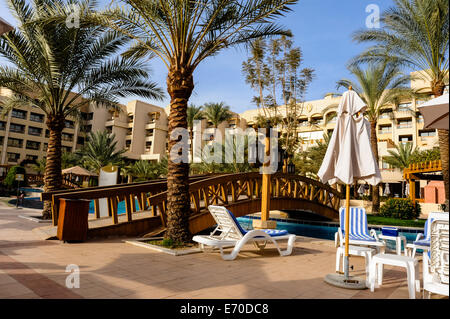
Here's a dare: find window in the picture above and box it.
[81,125,92,133]
[417,114,424,123]
[128,115,134,123]
[0,121,6,130]
[7,152,20,162]
[9,123,25,133]
[127,128,133,135]
[125,140,131,149]
[62,133,73,142]
[419,130,436,137]
[30,112,44,123]
[25,155,38,162]
[43,143,48,151]
[63,146,72,153]
[0,136,4,145]
[28,126,42,136]
[77,136,85,145]
[81,112,93,121]
[26,140,40,150]
[7,138,23,148]
[382,161,391,169]
[399,135,413,143]
[11,109,27,119]
[398,102,412,111]
[65,120,75,129]
[145,141,152,152]
[378,125,392,134]
[146,129,154,137]
[45,129,50,138]
[397,119,412,129]
[379,110,393,119]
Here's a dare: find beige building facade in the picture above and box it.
[0,70,447,189]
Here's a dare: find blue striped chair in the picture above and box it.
[335,207,385,252]
[406,212,444,258]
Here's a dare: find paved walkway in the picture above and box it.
[0,203,443,299]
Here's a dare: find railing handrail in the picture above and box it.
[41,174,214,201]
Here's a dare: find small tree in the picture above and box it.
[3,166,27,190]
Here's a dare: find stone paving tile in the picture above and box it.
[1,204,447,299]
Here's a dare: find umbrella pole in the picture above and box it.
[344,184,351,279]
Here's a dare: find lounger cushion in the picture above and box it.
[259,229,288,237]
[227,208,288,237]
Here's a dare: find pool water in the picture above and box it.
[237,216,421,252]
[88,199,141,215]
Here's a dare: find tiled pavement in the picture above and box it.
[0,204,444,299]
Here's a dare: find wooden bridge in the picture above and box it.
[41,173,343,239]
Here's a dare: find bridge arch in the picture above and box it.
[149,172,344,234]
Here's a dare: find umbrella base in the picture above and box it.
[324,273,367,290]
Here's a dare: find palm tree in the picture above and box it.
[203,102,233,128]
[187,105,204,162]
[129,159,167,182]
[78,131,126,173]
[384,142,420,169]
[0,0,163,219]
[337,61,413,212]
[352,0,449,207]
[91,0,297,243]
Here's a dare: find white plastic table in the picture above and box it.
[379,234,407,256]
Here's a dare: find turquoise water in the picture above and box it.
[88,199,141,215]
[19,187,43,193]
[237,216,420,252]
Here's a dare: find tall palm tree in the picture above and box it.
[352,0,449,207]
[0,0,163,218]
[78,131,126,173]
[337,61,412,212]
[203,102,233,128]
[187,105,204,162]
[91,0,297,243]
[384,142,420,169]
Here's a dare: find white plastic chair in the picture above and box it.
[422,217,449,298]
[406,212,447,258]
[192,205,297,261]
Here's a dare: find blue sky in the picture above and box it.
[0,0,404,113]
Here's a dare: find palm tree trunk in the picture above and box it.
[165,65,194,243]
[432,83,449,209]
[370,120,380,212]
[42,115,65,219]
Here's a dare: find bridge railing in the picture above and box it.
[41,175,211,226]
[42,172,343,233]
[145,172,344,228]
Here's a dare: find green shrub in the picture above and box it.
[2,166,27,189]
[379,198,421,220]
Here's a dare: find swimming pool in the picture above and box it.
[237,216,421,252]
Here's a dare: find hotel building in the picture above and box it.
[0,70,447,201]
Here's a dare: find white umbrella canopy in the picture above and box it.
[318,89,381,186]
[319,89,381,288]
[418,93,449,130]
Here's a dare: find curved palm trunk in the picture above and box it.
[370,120,380,212]
[42,116,65,219]
[165,66,194,243]
[432,83,449,209]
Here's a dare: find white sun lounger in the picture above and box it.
[192,205,297,261]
